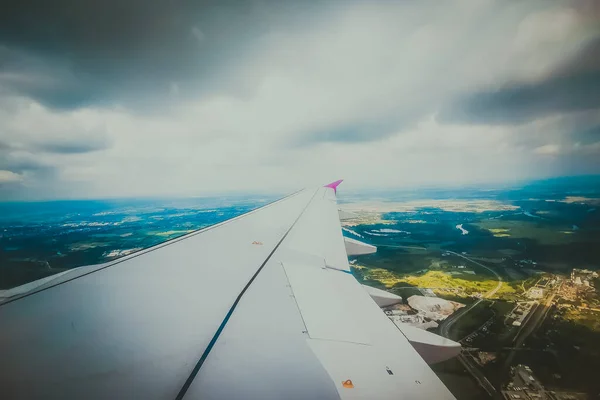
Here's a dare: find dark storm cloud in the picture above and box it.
[0,0,323,110]
[439,37,600,125]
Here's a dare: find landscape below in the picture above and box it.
[1,176,599,399]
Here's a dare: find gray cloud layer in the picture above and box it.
[439,38,600,125]
[0,0,599,199]
[0,0,324,110]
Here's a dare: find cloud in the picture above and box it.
[0,0,585,116]
[0,0,327,110]
[534,144,561,155]
[439,35,600,125]
[1,98,112,154]
[570,123,600,148]
[0,0,599,199]
[0,96,113,199]
[1,152,49,173]
[0,170,22,183]
[33,135,110,154]
[440,71,600,125]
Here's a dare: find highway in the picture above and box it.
[436,253,561,398]
[437,251,503,398]
[457,352,497,398]
[439,251,503,339]
[503,281,561,370]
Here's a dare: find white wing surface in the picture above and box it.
[0,183,457,399]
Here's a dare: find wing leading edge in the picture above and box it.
[0,182,457,399]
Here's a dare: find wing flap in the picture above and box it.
[185,260,340,400]
[307,339,453,399]
[282,261,371,345]
[361,284,403,307]
[395,324,462,365]
[344,237,377,256]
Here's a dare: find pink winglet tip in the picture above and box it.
[324,179,344,193]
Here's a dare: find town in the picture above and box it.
[366,260,599,400]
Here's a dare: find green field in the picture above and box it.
[352,248,520,300]
[474,219,579,246]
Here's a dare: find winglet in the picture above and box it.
[324,179,343,193]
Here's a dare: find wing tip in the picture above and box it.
[324,179,344,193]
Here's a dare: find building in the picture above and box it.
[528,287,544,299]
[502,365,587,400]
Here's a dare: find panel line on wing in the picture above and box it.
[280,261,310,335]
[175,188,320,400]
[308,337,372,347]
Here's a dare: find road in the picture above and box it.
[437,252,503,398]
[439,251,503,339]
[457,352,497,398]
[449,251,504,298]
[503,282,560,369]
[458,314,495,343]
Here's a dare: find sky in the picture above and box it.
[0,0,599,200]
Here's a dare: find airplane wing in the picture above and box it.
[0,182,458,399]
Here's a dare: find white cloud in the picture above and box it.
[512,6,585,80]
[0,170,22,183]
[2,99,110,154]
[534,144,561,155]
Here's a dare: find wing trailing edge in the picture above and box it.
[344,236,377,256]
[338,209,356,221]
[396,324,462,364]
[361,284,403,307]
